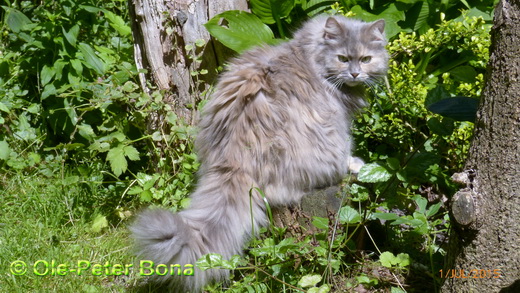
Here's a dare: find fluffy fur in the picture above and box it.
[131,15,388,292]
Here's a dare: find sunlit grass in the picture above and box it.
[0,172,137,292]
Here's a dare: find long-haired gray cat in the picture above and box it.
[131,14,388,292]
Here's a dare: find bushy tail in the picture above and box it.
[130,172,266,292]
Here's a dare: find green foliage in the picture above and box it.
[0,0,199,210]
[1,0,493,292]
[202,1,492,292]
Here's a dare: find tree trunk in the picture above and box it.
[442,0,520,292]
[128,0,248,124]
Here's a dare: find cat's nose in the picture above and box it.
[351,72,359,78]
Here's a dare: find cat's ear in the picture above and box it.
[368,19,386,43]
[324,17,342,40]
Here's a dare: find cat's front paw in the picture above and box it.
[348,156,365,174]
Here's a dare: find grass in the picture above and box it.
[0,170,137,292]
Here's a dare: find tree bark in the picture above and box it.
[442,0,520,292]
[128,0,248,124]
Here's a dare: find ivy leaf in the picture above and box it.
[205,10,275,53]
[357,163,392,183]
[106,144,127,176]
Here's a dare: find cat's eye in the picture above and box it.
[361,56,372,63]
[338,55,349,63]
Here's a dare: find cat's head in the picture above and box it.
[299,16,389,88]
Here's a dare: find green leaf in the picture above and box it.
[426,202,442,218]
[406,0,430,33]
[427,96,479,122]
[41,84,57,100]
[123,145,140,161]
[427,116,454,136]
[308,284,331,293]
[312,216,329,229]
[106,144,127,176]
[77,124,95,141]
[250,0,295,24]
[27,103,41,114]
[372,212,400,221]
[104,11,131,36]
[357,162,392,183]
[91,214,108,233]
[70,59,83,75]
[63,25,80,47]
[413,195,427,213]
[424,86,451,108]
[298,274,322,288]
[380,251,397,267]
[349,183,370,202]
[381,251,410,268]
[302,0,333,16]
[2,6,33,33]
[40,65,55,87]
[205,10,275,53]
[0,102,10,113]
[196,253,225,270]
[0,140,11,160]
[405,152,440,175]
[449,66,477,83]
[351,4,405,38]
[139,190,153,202]
[78,42,106,75]
[339,206,361,224]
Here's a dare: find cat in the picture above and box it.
[131,14,388,292]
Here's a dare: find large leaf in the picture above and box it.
[250,0,295,24]
[427,116,454,136]
[424,85,451,107]
[302,0,334,16]
[62,25,80,47]
[351,4,405,38]
[358,162,392,183]
[205,10,275,53]
[449,66,477,83]
[2,6,32,33]
[106,144,128,176]
[411,1,430,33]
[78,42,106,75]
[427,96,479,122]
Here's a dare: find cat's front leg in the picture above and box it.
[347,156,365,174]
